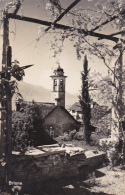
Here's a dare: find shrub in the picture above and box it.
[73,131,85,140]
[69,129,77,140]
[12,103,57,151]
[99,138,124,166]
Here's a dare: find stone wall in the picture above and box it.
[8,145,105,194]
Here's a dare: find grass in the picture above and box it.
[40,165,125,195]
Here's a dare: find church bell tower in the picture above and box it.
[50,65,67,107]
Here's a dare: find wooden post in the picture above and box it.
[0,13,11,192]
[0,14,9,156]
[5,46,12,188]
[0,2,22,191]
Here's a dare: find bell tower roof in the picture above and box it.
[53,65,64,76]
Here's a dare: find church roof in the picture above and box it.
[57,65,63,71]
[37,103,56,119]
[69,101,111,122]
[20,101,56,119]
[43,105,81,124]
[69,101,98,112]
[69,102,82,112]
[50,65,67,78]
[18,101,80,124]
[52,65,66,77]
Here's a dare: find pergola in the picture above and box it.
[0,0,124,192]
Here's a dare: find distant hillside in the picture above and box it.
[12,81,78,109]
[17,82,51,102]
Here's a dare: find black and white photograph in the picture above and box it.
[0,0,125,194]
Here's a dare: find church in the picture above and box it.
[16,65,80,137]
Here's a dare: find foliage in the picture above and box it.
[12,102,57,151]
[0,59,25,103]
[11,60,25,81]
[99,138,120,166]
[57,130,85,142]
[3,0,23,14]
[79,55,91,144]
[1,0,125,73]
[89,72,113,107]
[42,1,125,149]
[40,0,125,70]
[43,1,125,146]
[46,0,62,19]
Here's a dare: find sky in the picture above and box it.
[0,0,123,94]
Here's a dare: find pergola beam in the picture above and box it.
[45,0,81,31]
[8,13,121,43]
[13,0,22,15]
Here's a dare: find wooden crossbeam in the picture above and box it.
[45,0,81,32]
[109,31,125,37]
[13,0,22,15]
[8,13,121,42]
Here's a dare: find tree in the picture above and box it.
[12,102,57,152]
[44,0,125,152]
[79,55,91,144]
[89,72,113,107]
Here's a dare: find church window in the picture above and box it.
[60,79,63,91]
[53,79,57,91]
[54,79,57,85]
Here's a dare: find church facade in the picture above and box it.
[43,105,80,137]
